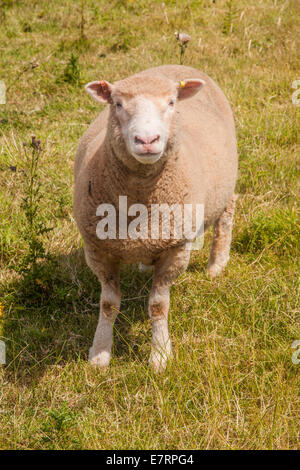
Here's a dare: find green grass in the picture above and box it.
[0,0,299,450]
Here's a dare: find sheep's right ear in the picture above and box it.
[85,80,113,104]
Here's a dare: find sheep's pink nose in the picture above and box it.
[134,135,160,146]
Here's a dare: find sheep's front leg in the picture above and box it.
[86,255,121,368]
[148,285,171,373]
[148,246,190,373]
[207,194,237,278]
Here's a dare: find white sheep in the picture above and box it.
[74,65,238,372]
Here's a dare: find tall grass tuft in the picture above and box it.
[234,208,299,257]
[62,53,81,86]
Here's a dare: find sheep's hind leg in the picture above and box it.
[149,245,190,373]
[207,194,237,278]
[85,252,121,368]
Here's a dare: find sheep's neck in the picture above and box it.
[103,137,188,206]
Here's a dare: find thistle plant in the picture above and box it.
[222,0,238,35]
[18,136,53,277]
[174,32,191,65]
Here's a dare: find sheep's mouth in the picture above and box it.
[136,152,161,157]
[133,151,163,165]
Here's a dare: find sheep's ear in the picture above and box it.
[177,79,205,100]
[85,80,113,103]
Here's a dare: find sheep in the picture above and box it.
[74,65,238,372]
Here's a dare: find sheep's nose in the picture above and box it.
[134,135,160,146]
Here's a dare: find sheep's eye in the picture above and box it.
[169,99,175,107]
[116,102,122,108]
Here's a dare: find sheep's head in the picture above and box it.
[85,74,205,165]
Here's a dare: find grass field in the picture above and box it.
[0,0,299,450]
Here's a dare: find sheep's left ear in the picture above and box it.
[85,80,113,104]
[177,79,206,100]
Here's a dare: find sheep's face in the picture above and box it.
[111,93,176,164]
[85,75,205,165]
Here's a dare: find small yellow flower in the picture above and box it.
[179,81,186,88]
[41,327,46,333]
[0,303,3,317]
[36,279,43,285]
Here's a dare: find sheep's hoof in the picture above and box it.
[89,348,111,368]
[206,263,224,278]
[149,349,172,373]
[206,257,229,278]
